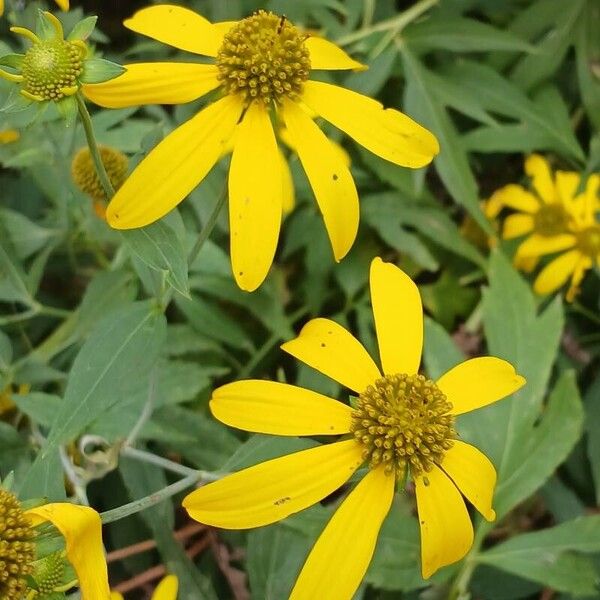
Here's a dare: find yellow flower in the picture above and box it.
[493,154,600,300]
[111,574,178,600]
[0,488,110,599]
[83,5,439,291]
[27,503,110,599]
[182,257,525,597]
[0,0,68,16]
[0,129,19,144]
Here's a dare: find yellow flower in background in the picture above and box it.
[492,154,600,300]
[83,5,439,291]
[183,257,525,598]
[0,488,110,599]
[0,129,19,143]
[111,574,178,600]
[0,0,68,16]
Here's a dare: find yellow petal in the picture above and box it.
[525,154,555,203]
[415,465,474,579]
[280,149,295,214]
[302,80,439,168]
[54,0,69,9]
[83,63,220,108]
[370,257,422,376]
[440,440,496,522]
[502,214,534,239]
[210,380,352,436]
[229,102,282,291]
[124,5,223,56]
[282,98,358,261]
[27,504,110,600]
[1,0,5,16]
[110,594,123,600]
[281,318,381,394]
[493,184,540,213]
[305,36,366,70]
[183,439,364,529]
[436,357,526,415]
[555,171,580,205]
[565,256,593,302]
[513,252,539,273]
[153,575,178,600]
[290,467,395,600]
[534,249,581,295]
[106,95,243,230]
[516,233,576,257]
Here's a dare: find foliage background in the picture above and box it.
[1,0,600,598]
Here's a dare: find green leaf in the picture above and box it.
[575,3,600,130]
[479,515,600,596]
[444,61,584,163]
[509,0,585,92]
[584,375,600,504]
[67,16,98,41]
[455,251,565,519]
[122,221,190,298]
[422,317,465,381]
[0,209,56,260]
[494,371,584,518]
[0,54,24,69]
[401,49,491,233]
[405,17,534,53]
[12,393,62,428]
[43,301,166,451]
[80,58,126,84]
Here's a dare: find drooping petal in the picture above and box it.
[302,80,439,168]
[370,257,422,376]
[305,36,366,70]
[502,214,534,239]
[440,441,496,522]
[516,233,576,257]
[152,575,178,600]
[282,98,358,261]
[493,184,540,213]
[565,256,593,302]
[183,439,364,529]
[534,249,581,295]
[124,5,224,56]
[106,95,243,230]
[289,467,395,600]
[281,318,381,394]
[229,102,282,291]
[415,465,474,579]
[280,149,295,214]
[525,154,555,203]
[83,63,220,108]
[27,504,110,600]
[436,357,525,416]
[210,380,352,436]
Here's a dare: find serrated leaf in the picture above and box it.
[122,221,190,298]
[494,370,583,518]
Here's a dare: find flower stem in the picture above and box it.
[99,471,204,524]
[75,92,115,200]
[336,0,438,46]
[187,182,228,267]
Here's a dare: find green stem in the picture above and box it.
[187,182,228,267]
[100,471,204,524]
[121,446,200,478]
[336,0,438,46]
[447,522,489,599]
[75,92,115,200]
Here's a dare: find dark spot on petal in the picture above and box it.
[332,173,338,181]
[274,496,291,506]
[320,342,326,348]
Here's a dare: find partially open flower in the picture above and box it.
[0,11,123,124]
